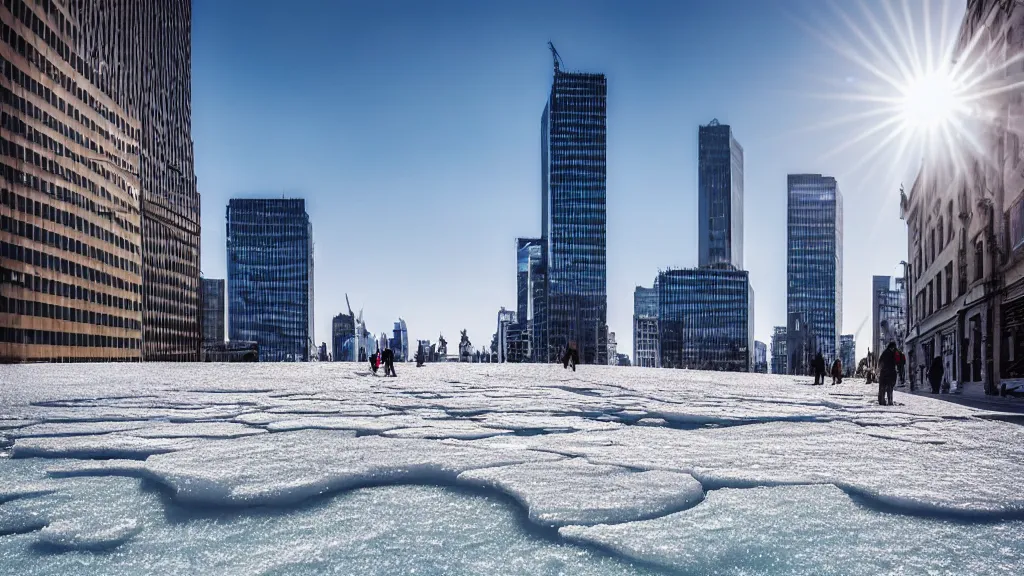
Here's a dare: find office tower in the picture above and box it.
[840,334,855,377]
[0,3,145,362]
[754,341,768,373]
[66,0,201,361]
[392,318,408,362]
[787,311,816,375]
[496,307,517,363]
[633,285,660,368]
[658,268,754,371]
[516,238,544,361]
[201,279,225,343]
[332,312,356,362]
[226,199,313,362]
[787,174,843,366]
[698,120,744,269]
[607,331,617,365]
[771,326,788,374]
[541,46,607,364]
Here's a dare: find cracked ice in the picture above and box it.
[1,362,1023,575]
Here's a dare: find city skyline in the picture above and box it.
[192,0,962,359]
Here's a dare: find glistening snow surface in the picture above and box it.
[1,362,1023,575]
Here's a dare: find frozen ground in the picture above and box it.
[1,363,1023,575]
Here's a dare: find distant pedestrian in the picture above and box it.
[831,359,843,385]
[813,351,826,385]
[383,348,397,377]
[562,340,579,372]
[415,346,425,367]
[928,357,944,394]
[877,341,898,406]
[895,348,907,388]
[370,351,379,376]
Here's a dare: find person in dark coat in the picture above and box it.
[813,352,826,385]
[562,340,579,372]
[370,351,379,375]
[831,359,843,385]
[382,347,397,377]
[928,357,944,394]
[877,341,898,406]
[895,348,907,387]
[415,346,425,367]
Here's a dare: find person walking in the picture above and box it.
[562,340,579,372]
[812,351,826,385]
[877,341,898,406]
[895,348,907,388]
[928,357,944,394]
[831,359,843,385]
[370,350,379,376]
[383,347,397,377]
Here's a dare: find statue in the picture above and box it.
[437,333,448,357]
[459,330,472,361]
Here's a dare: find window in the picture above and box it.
[975,241,985,281]
[938,217,944,251]
[946,262,954,305]
[936,271,942,309]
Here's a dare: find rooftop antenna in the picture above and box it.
[548,41,564,72]
[345,293,353,317]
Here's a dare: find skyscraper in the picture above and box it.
[633,285,660,368]
[658,268,754,371]
[201,279,225,343]
[698,120,744,269]
[754,341,768,373]
[226,199,313,362]
[871,275,891,361]
[840,334,856,377]
[332,312,356,362]
[787,174,843,365]
[771,326,788,375]
[541,46,608,364]
[0,0,198,362]
[392,318,408,362]
[72,0,201,361]
[516,238,544,361]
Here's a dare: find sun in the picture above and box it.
[899,68,964,133]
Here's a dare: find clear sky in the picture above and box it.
[192,0,963,359]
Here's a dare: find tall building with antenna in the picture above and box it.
[540,43,608,364]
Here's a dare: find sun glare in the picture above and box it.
[899,69,963,132]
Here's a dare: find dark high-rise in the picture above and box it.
[201,279,225,343]
[227,199,313,362]
[698,120,744,269]
[71,0,200,361]
[541,47,607,364]
[787,174,843,365]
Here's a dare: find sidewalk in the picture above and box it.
[901,382,1024,417]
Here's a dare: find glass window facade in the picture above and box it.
[541,64,607,364]
[332,312,356,362]
[754,340,768,373]
[633,285,660,368]
[771,326,788,374]
[840,334,855,376]
[787,174,843,366]
[226,199,314,362]
[516,238,545,362]
[657,268,754,371]
[201,279,225,344]
[698,120,744,269]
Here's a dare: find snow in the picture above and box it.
[1,362,1023,574]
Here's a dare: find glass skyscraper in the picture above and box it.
[698,120,744,269]
[201,279,226,344]
[787,174,843,365]
[658,268,754,371]
[226,199,314,362]
[771,326,788,375]
[516,238,545,361]
[633,285,660,368]
[541,54,608,364]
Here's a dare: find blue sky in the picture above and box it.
[192,0,963,358]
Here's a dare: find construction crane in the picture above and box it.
[548,41,564,71]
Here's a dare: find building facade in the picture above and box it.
[391,318,408,362]
[607,331,617,365]
[871,275,891,360]
[201,278,225,343]
[0,1,146,362]
[787,174,843,366]
[698,119,744,269]
[657,268,754,371]
[226,199,313,362]
[771,326,788,375]
[787,311,816,376]
[516,237,544,361]
[332,312,355,362]
[754,340,767,373]
[496,307,517,363]
[840,334,855,377]
[541,50,608,365]
[633,285,659,368]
